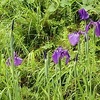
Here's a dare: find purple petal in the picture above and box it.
[14,52,18,57]
[57,46,64,58]
[52,47,70,64]
[94,21,100,37]
[78,8,89,20]
[6,52,23,66]
[52,49,61,64]
[14,57,23,66]
[63,50,70,64]
[85,21,93,33]
[68,33,80,46]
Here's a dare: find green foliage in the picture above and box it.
[0,0,100,100]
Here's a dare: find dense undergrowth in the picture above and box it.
[0,0,100,100]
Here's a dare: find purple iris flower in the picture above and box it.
[78,8,89,20]
[52,47,70,64]
[6,52,23,66]
[94,21,100,37]
[68,32,80,46]
[85,20,100,37]
[85,21,93,33]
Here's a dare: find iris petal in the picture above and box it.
[94,22,100,37]
[85,21,93,33]
[86,20,100,37]
[52,47,70,64]
[14,57,23,66]
[6,52,23,66]
[64,50,70,64]
[68,33,80,46]
[78,8,89,20]
[52,51,60,64]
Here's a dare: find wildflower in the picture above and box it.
[78,8,89,20]
[68,32,80,46]
[85,20,100,37]
[93,21,100,37]
[85,20,93,33]
[52,47,70,64]
[6,52,23,66]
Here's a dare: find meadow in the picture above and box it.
[0,0,100,100]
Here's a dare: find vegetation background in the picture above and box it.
[0,0,100,100]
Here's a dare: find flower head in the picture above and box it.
[52,47,70,64]
[85,21,93,33]
[43,50,47,59]
[78,8,89,20]
[94,21,100,37]
[68,32,80,46]
[85,20,100,37]
[6,52,23,66]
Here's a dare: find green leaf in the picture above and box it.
[48,3,57,12]
[60,0,68,7]
[27,0,35,4]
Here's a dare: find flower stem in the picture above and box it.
[10,19,15,100]
[85,32,89,99]
[45,52,50,100]
[10,20,14,74]
[74,53,78,100]
[58,59,63,100]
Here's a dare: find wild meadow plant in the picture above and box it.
[0,0,100,100]
[0,20,23,100]
[6,52,23,66]
[41,8,100,100]
[67,8,98,100]
[6,20,22,100]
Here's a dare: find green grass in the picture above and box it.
[0,0,100,100]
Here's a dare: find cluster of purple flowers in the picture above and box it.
[68,8,100,46]
[6,8,100,66]
[52,8,100,64]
